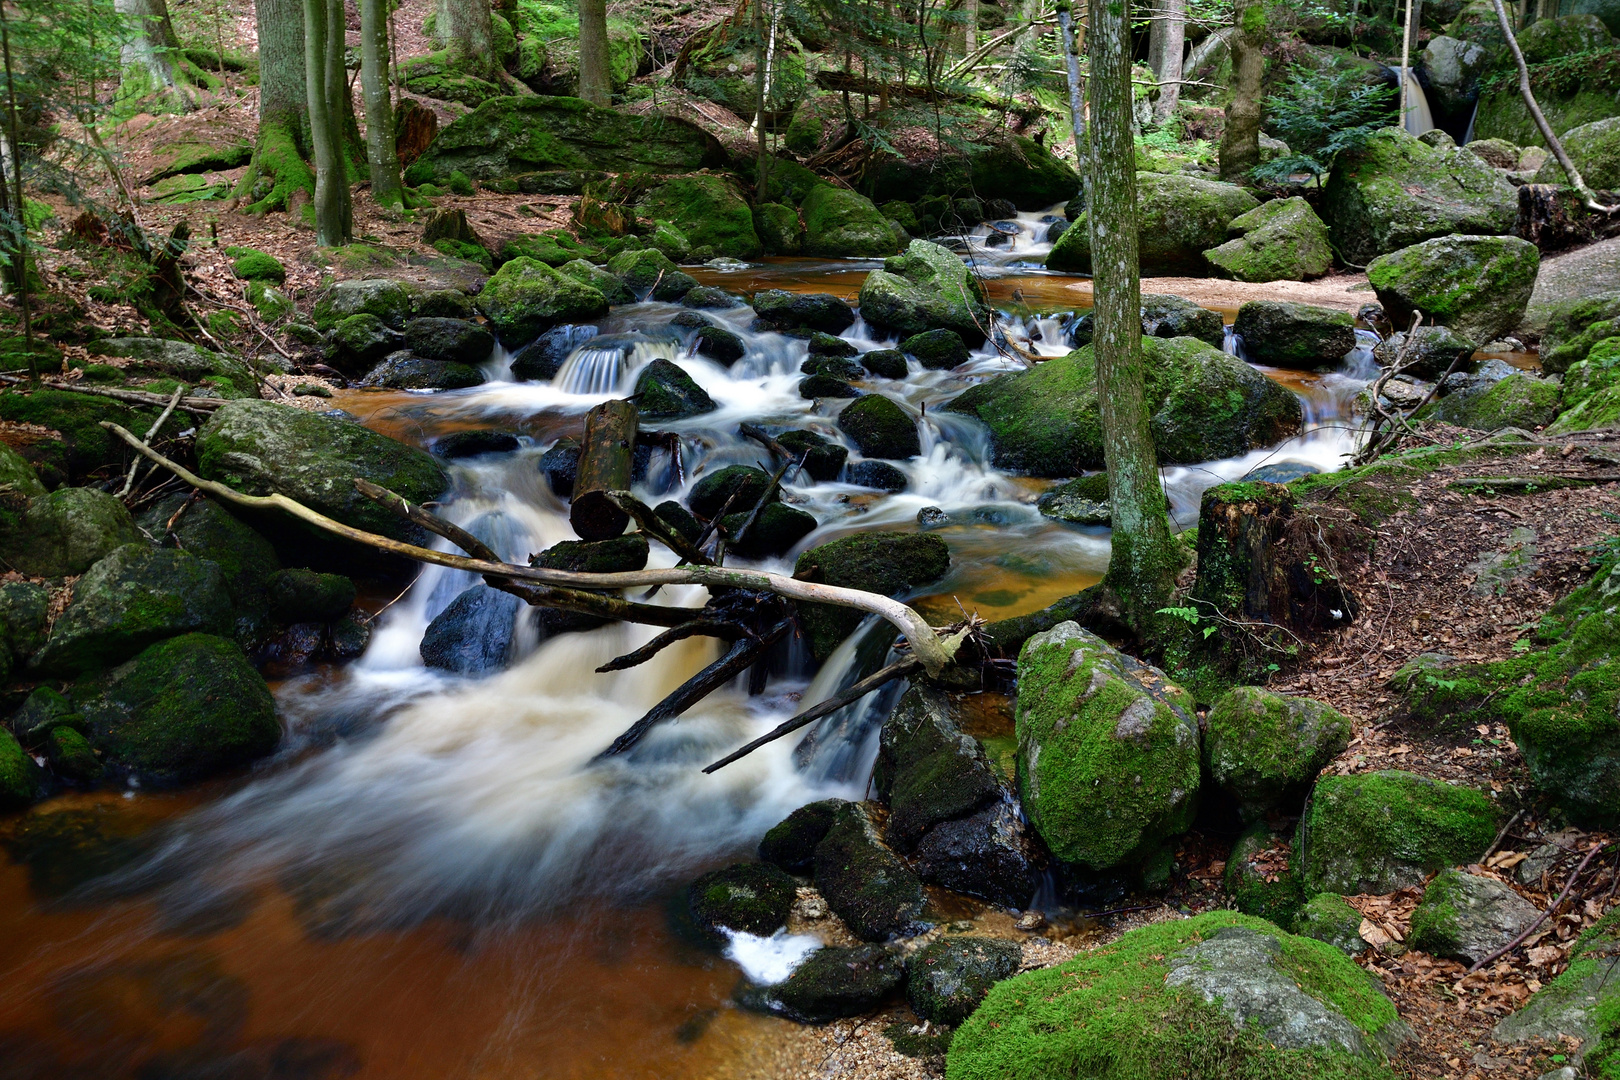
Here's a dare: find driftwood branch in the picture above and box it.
[595,619,742,672]
[702,656,922,773]
[605,490,713,566]
[117,384,185,499]
[0,373,224,414]
[100,422,960,675]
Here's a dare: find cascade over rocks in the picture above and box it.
[1367,235,1542,345]
[1047,172,1259,276]
[1232,301,1358,370]
[792,532,949,658]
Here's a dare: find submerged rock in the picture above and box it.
[743,944,904,1022]
[431,430,522,459]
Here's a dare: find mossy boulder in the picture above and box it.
[1,486,144,578]
[196,400,449,544]
[477,257,609,345]
[329,314,405,373]
[357,355,487,390]
[751,290,856,334]
[1204,197,1335,283]
[0,389,159,486]
[633,358,715,420]
[267,568,355,623]
[89,337,257,393]
[1366,235,1541,345]
[874,686,1004,852]
[0,441,46,506]
[138,493,281,642]
[759,798,846,872]
[1408,868,1540,965]
[557,259,635,306]
[1139,295,1225,348]
[606,248,696,301]
[813,801,927,941]
[1037,474,1111,525]
[1493,907,1620,1063]
[1539,292,1620,374]
[49,726,102,783]
[1014,621,1199,872]
[837,394,920,460]
[686,862,798,944]
[862,136,1079,212]
[947,913,1408,1080]
[690,468,777,520]
[775,430,848,482]
[72,633,279,785]
[754,202,804,255]
[226,246,285,283]
[906,938,1021,1027]
[1322,127,1517,265]
[1519,11,1615,59]
[690,325,744,366]
[0,728,41,807]
[1232,302,1358,370]
[1224,822,1307,928]
[900,328,970,370]
[1429,372,1563,431]
[744,943,905,1022]
[718,502,818,558]
[1294,893,1369,954]
[792,532,950,658]
[801,184,899,258]
[860,348,908,379]
[638,175,762,259]
[946,336,1302,478]
[1296,770,1497,895]
[1205,686,1353,821]
[1047,172,1259,276]
[1533,116,1620,190]
[312,278,412,331]
[404,317,495,364]
[857,240,992,343]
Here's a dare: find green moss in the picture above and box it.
[0,389,157,486]
[1294,893,1367,954]
[637,175,762,260]
[1225,823,1307,927]
[759,798,844,872]
[1206,686,1352,818]
[477,257,609,343]
[801,184,899,258]
[1407,868,1466,956]
[240,121,315,215]
[686,862,797,943]
[0,728,40,808]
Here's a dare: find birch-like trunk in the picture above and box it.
[1218,0,1265,181]
[359,0,402,205]
[304,0,351,245]
[1149,0,1184,122]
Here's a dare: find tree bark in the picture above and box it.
[1218,0,1265,181]
[437,0,495,78]
[1150,0,1184,123]
[359,0,402,206]
[242,0,313,212]
[1057,2,1085,163]
[115,0,194,111]
[570,399,639,540]
[577,0,612,105]
[1088,0,1181,636]
[304,0,351,245]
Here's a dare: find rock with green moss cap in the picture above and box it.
[873,686,1004,851]
[556,259,634,306]
[947,912,1409,1080]
[33,544,234,675]
[751,290,855,334]
[774,430,847,482]
[0,582,49,682]
[743,943,904,1022]
[73,632,278,785]
[1372,325,1478,380]
[226,246,285,284]
[754,202,803,255]
[1557,336,1620,416]
[1037,474,1111,525]
[690,465,777,520]
[606,248,697,301]
[328,314,405,372]
[1233,301,1358,370]
[857,240,992,343]
[1014,621,1200,871]
[1,487,144,578]
[633,358,715,420]
[1139,294,1225,347]
[637,175,763,259]
[1367,235,1540,345]
[1409,868,1539,965]
[1539,292,1620,373]
[792,531,949,657]
[837,394,919,459]
[0,441,46,507]
[196,400,449,545]
[47,726,102,783]
[0,389,158,487]
[1428,372,1562,431]
[1322,128,1517,265]
[760,798,847,872]
[313,278,413,331]
[1224,821,1307,928]
[138,493,281,643]
[899,328,970,370]
[686,862,798,944]
[0,728,41,808]
[1294,893,1369,954]
[1296,770,1497,895]
[404,317,494,365]
[906,938,1021,1027]
[1048,172,1259,276]
[1204,197,1334,282]
[717,502,817,559]
[1532,116,1620,190]
[477,257,609,345]
[947,337,1301,477]
[10,686,79,743]
[1494,907,1620,1061]
[813,801,927,941]
[801,184,899,258]
[1206,686,1353,820]
[267,568,355,623]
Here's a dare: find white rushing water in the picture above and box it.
[110,241,1375,934]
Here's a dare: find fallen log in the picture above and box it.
[571,399,639,541]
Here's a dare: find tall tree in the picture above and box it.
[1148,0,1184,123]
[304,0,351,244]
[1088,0,1182,634]
[1218,0,1265,180]
[115,0,201,112]
[577,0,611,105]
[359,0,402,206]
[436,0,496,80]
[242,0,314,212]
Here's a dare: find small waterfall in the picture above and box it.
[552,332,681,395]
[1401,68,1435,136]
[1462,95,1481,146]
[1224,325,1249,361]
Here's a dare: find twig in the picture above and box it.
[116,384,185,499]
[1468,841,1608,972]
[731,451,807,550]
[1481,810,1524,864]
[605,490,713,566]
[596,620,742,672]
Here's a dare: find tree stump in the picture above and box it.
[569,399,639,540]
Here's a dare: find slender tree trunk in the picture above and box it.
[577,0,611,105]
[441,0,496,79]
[0,7,33,375]
[752,0,772,198]
[963,0,977,60]
[115,0,193,111]
[243,0,315,212]
[305,0,350,244]
[359,0,402,205]
[1088,0,1180,636]
[1218,0,1265,181]
[1057,1,1085,162]
[1151,0,1184,122]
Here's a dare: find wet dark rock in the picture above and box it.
[874,686,1003,851]
[760,798,847,872]
[420,585,523,674]
[510,324,598,382]
[1240,461,1321,483]
[793,532,950,658]
[538,438,581,497]
[800,355,865,382]
[634,358,716,419]
[837,395,919,459]
[10,686,80,744]
[807,332,858,358]
[327,617,370,659]
[686,862,798,943]
[859,349,908,379]
[719,502,819,558]
[900,328,971,370]
[682,285,745,309]
[776,430,848,482]
[913,800,1040,907]
[916,505,948,528]
[267,568,356,624]
[846,461,907,492]
[138,495,281,644]
[1044,219,1070,243]
[1,486,144,578]
[655,500,705,543]
[751,290,856,334]
[905,938,1021,1026]
[813,801,928,941]
[46,726,102,783]
[690,465,778,519]
[1036,474,1111,525]
[1374,324,1478,381]
[432,429,522,458]
[531,534,650,574]
[262,621,325,671]
[328,314,406,374]
[799,374,861,399]
[1233,301,1357,370]
[403,317,495,364]
[670,309,713,330]
[694,325,746,366]
[356,354,487,390]
[743,944,904,1022]
[1139,294,1226,348]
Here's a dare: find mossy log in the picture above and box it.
[570,399,639,541]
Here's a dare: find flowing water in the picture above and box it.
[0,217,1379,1079]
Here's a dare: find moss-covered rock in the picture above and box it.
[1408,868,1540,965]
[792,532,950,658]
[1015,621,1199,871]
[0,727,40,807]
[634,358,715,420]
[89,337,257,393]
[357,355,488,390]
[859,348,908,379]
[775,429,848,482]
[1294,893,1368,954]
[0,582,49,681]
[1532,115,1620,190]
[312,278,412,331]
[0,486,144,578]
[947,913,1407,1080]
[1204,197,1334,283]
[813,801,927,941]
[266,568,355,623]
[637,175,763,259]
[801,184,899,258]
[751,290,856,334]
[745,943,905,1022]
[862,137,1079,212]
[760,798,846,872]
[1429,372,1563,431]
[1296,771,1497,895]
[138,493,281,643]
[1322,128,1518,265]
[196,400,449,544]
[1493,907,1620,1063]
[47,725,102,783]
[1371,324,1478,380]
[900,328,970,370]
[1036,474,1112,525]
[329,314,405,373]
[73,632,278,785]
[1366,235,1540,345]
[403,317,495,365]
[754,202,804,255]
[0,441,46,506]
[606,248,697,301]
[686,861,798,943]
[226,246,285,284]
[1139,295,1225,348]
[906,938,1021,1027]
[1048,172,1259,276]
[476,257,609,345]
[1232,302,1357,370]
[874,686,1004,851]
[857,240,992,343]
[718,502,818,558]
[946,337,1302,478]
[1539,292,1620,374]
[1206,686,1353,821]
[555,259,634,306]
[0,389,159,487]
[1224,822,1307,928]
[837,394,920,460]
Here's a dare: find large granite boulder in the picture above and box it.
[802,184,900,258]
[477,257,610,345]
[637,174,763,260]
[0,487,143,578]
[857,240,993,343]
[1203,197,1334,283]
[1048,172,1259,276]
[1204,686,1353,821]
[1367,235,1541,345]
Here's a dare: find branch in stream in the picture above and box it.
[595,619,742,672]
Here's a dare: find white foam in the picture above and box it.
[722,928,823,985]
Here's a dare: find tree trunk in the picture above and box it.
[243,0,314,212]
[1088,0,1181,637]
[571,399,639,540]
[1150,0,1184,122]
[439,0,496,79]
[359,0,402,206]
[577,0,611,105]
[1218,0,1265,181]
[1057,2,1085,162]
[115,0,194,112]
[304,0,351,245]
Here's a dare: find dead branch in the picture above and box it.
[1468,841,1609,973]
[605,490,713,566]
[595,619,742,673]
[0,374,224,414]
[117,384,185,499]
